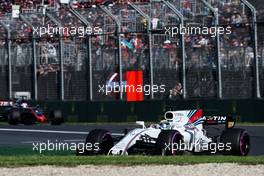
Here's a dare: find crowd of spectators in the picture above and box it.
[210,0,255,68]
[0,0,12,14]
[0,0,47,15]
[37,64,59,77]
[0,0,263,100]
[0,0,262,71]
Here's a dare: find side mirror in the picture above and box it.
[136,121,146,129]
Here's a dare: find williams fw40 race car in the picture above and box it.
[0,99,64,125]
[78,109,250,156]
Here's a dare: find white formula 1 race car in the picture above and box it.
[78,109,250,156]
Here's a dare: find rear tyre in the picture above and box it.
[221,128,250,156]
[8,110,21,125]
[77,129,113,156]
[155,130,183,156]
[49,110,64,125]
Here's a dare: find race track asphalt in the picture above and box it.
[0,124,263,156]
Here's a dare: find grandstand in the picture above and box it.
[0,0,263,101]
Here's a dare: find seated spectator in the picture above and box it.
[168,82,183,99]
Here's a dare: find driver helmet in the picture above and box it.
[21,102,28,108]
[159,121,171,130]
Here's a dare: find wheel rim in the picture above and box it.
[239,132,250,156]
[100,134,113,154]
[171,133,182,155]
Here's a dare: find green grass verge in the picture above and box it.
[236,122,264,126]
[0,146,263,167]
[0,155,263,167]
[0,146,74,156]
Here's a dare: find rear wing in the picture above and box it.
[0,101,14,119]
[0,100,14,107]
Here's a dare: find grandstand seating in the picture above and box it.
[0,0,263,100]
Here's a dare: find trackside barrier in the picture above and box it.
[30,99,264,122]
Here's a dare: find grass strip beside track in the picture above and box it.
[0,146,74,156]
[0,156,264,167]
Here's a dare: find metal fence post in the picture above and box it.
[69,6,93,100]
[0,22,12,99]
[7,30,12,99]
[101,6,123,100]
[128,0,154,99]
[32,34,38,100]
[162,0,187,99]
[215,10,222,99]
[46,13,64,100]
[215,12,223,99]
[59,34,64,100]
[201,0,222,98]
[20,15,38,100]
[241,0,260,98]
[87,36,93,101]
[181,18,187,99]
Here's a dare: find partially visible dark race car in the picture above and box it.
[0,99,64,125]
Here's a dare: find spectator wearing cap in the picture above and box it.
[161,40,173,68]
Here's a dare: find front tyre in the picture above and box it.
[221,128,250,156]
[155,130,183,156]
[77,129,114,155]
[8,110,21,125]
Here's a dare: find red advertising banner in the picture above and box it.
[126,71,144,102]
